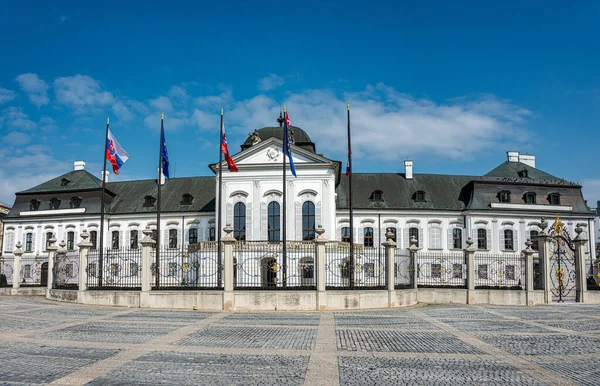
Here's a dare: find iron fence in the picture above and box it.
[325,243,386,290]
[234,241,316,290]
[152,243,223,290]
[416,252,466,288]
[394,249,413,289]
[19,253,49,287]
[53,251,79,290]
[474,253,524,289]
[0,257,14,287]
[88,247,142,290]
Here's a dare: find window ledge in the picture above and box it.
[490,203,572,211]
[20,208,86,216]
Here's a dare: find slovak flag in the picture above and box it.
[106,130,129,174]
[221,122,238,172]
[345,150,351,176]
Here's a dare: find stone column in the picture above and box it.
[523,239,535,306]
[77,230,93,293]
[222,224,236,310]
[537,218,552,304]
[55,240,67,290]
[140,226,155,307]
[573,225,589,303]
[315,225,327,311]
[408,236,419,290]
[383,229,397,307]
[46,234,57,296]
[12,242,23,294]
[465,237,476,304]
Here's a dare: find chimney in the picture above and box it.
[74,161,86,171]
[102,170,109,183]
[518,153,536,168]
[507,151,519,163]
[158,168,166,185]
[404,160,413,180]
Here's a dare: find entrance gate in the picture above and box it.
[548,217,577,302]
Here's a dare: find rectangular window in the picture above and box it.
[478,264,488,280]
[452,228,462,249]
[431,263,442,278]
[209,227,215,241]
[45,232,53,250]
[530,230,539,251]
[505,265,516,281]
[477,229,487,250]
[25,233,33,252]
[341,227,351,242]
[452,263,463,279]
[67,231,75,250]
[364,263,375,277]
[169,229,177,248]
[504,230,514,251]
[429,227,441,249]
[364,227,374,247]
[90,231,97,250]
[189,228,198,244]
[409,227,419,247]
[111,231,119,249]
[130,230,139,249]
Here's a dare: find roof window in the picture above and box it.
[60,178,70,186]
[498,190,511,203]
[29,199,40,211]
[548,193,561,206]
[181,194,194,205]
[413,190,426,202]
[50,198,61,209]
[370,190,384,202]
[143,195,156,207]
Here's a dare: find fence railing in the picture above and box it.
[325,243,386,289]
[416,252,467,288]
[233,241,316,290]
[394,249,413,289]
[88,247,142,290]
[0,257,14,287]
[53,251,79,290]
[19,253,49,287]
[474,253,525,290]
[151,243,222,290]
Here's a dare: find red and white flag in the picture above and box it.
[221,122,238,172]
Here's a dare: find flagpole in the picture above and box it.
[282,106,287,288]
[98,117,110,287]
[156,113,164,288]
[217,109,224,288]
[347,104,355,288]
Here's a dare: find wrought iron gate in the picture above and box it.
[549,217,577,302]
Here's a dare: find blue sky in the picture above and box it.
[1,0,599,206]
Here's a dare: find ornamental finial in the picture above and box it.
[161,112,165,120]
[283,105,286,113]
[220,108,223,116]
[347,103,350,110]
[106,117,110,125]
[554,213,562,234]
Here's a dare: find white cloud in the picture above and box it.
[54,75,114,112]
[2,107,36,131]
[3,131,31,146]
[112,100,134,121]
[0,87,16,104]
[257,73,285,91]
[582,179,600,208]
[149,96,173,112]
[14,73,50,106]
[168,86,189,101]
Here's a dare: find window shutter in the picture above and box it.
[184,228,189,244]
[226,203,233,227]
[246,202,252,240]
[403,227,409,249]
[5,233,14,252]
[163,230,168,247]
[462,228,467,250]
[513,229,519,251]
[138,229,143,243]
[73,231,78,249]
[373,227,380,247]
[358,226,364,245]
[295,202,302,240]
[261,202,267,241]
[500,229,505,251]
[418,228,423,249]
[447,228,453,250]
[31,232,36,252]
[125,231,131,249]
[336,225,341,241]
[486,229,492,251]
[42,232,47,252]
[22,233,27,249]
[204,226,210,241]
[316,201,322,228]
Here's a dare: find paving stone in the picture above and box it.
[532,357,600,386]
[87,352,308,386]
[339,356,544,386]
[334,315,435,330]
[419,306,503,320]
[476,333,600,355]
[219,312,321,326]
[337,330,484,353]
[442,319,553,333]
[0,314,64,332]
[177,326,317,350]
[537,319,600,332]
[110,310,215,322]
[44,321,185,344]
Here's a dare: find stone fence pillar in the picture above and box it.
[55,241,67,289]
[46,234,57,295]
[12,242,23,293]
[465,237,476,304]
[384,230,397,307]
[77,230,92,293]
[140,226,155,293]
[523,239,535,306]
[315,225,327,311]
[537,218,551,304]
[573,225,589,303]
[408,236,419,290]
[222,224,236,310]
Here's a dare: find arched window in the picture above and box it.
[548,193,561,206]
[499,191,511,203]
[452,228,462,249]
[67,231,75,250]
[268,202,280,242]
[504,229,514,250]
[302,201,315,241]
[409,227,419,247]
[341,227,351,242]
[524,192,536,204]
[169,229,178,248]
[70,197,82,208]
[530,230,539,251]
[428,227,441,249]
[188,228,198,244]
[477,229,487,250]
[364,227,374,247]
[234,202,246,241]
[90,231,97,250]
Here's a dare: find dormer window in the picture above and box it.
[181,194,194,205]
[548,193,561,206]
[414,190,426,202]
[143,195,156,207]
[70,197,82,208]
[518,169,529,178]
[524,192,536,204]
[29,199,40,211]
[60,178,70,186]
[50,198,61,209]
[370,190,384,202]
[498,190,511,203]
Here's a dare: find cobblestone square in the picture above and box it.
[1,296,600,385]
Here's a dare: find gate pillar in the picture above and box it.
[523,239,535,306]
[573,225,589,303]
[222,224,236,310]
[536,218,552,304]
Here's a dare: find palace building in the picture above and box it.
[1,124,596,268]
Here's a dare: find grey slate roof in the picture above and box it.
[336,173,474,211]
[484,161,564,182]
[240,126,316,153]
[19,170,102,193]
[106,177,215,214]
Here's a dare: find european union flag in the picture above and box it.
[161,116,169,179]
[283,111,296,177]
